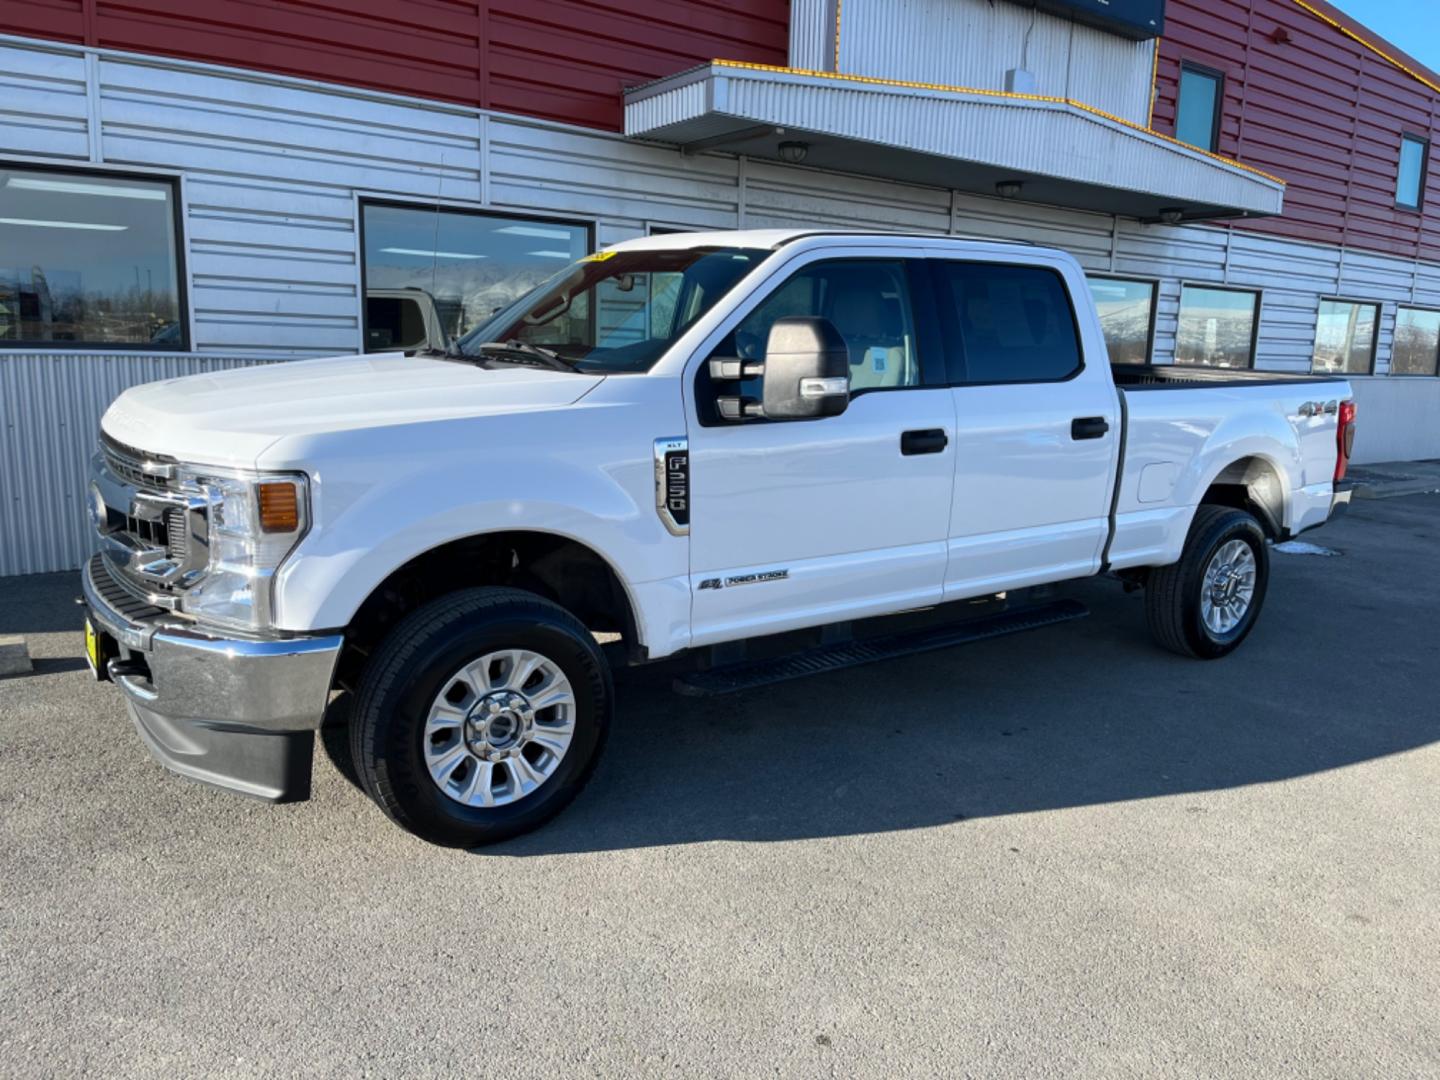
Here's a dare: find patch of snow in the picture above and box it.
[1273,540,1341,556]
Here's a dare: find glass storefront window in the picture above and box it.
[0,165,184,348]
[1087,277,1155,364]
[361,203,591,353]
[1391,307,1440,376]
[1312,299,1378,374]
[1175,284,1259,369]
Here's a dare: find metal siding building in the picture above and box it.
[2,0,1439,577]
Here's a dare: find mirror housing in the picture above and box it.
[759,316,850,420]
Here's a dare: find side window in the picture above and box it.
[937,262,1082,383]
[722,259,921,394]
[364,294,430,351]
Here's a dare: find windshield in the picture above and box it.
[452,246,771,373]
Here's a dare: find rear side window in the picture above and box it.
[936,262,1082,383]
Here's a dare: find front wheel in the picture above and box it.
[350,587,612,847]
[1145,505,1270,659]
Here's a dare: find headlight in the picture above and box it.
[176,466,310,631]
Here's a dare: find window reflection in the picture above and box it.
[1392,307,1440,376]
[361,203,589,352]
[1397,135,1428,211]
[1087,277,1155,364]
[1177,65,1222,152]
[0,166,183,347]
[1175,285,1258,369]
[1312,299,1377,374]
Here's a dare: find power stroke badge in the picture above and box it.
[698,569,790,590]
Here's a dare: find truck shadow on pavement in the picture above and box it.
[312,500,1440,856]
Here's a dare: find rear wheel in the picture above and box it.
[350,587,611,847]
[1145,505,1269,659]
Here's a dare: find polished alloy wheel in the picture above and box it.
[1199,538,1257,636]
[422,649,576,807]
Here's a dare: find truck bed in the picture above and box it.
[1110,363,1348,390]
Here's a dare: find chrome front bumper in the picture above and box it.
[83,555,343,801]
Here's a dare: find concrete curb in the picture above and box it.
[1352,478,1440,500]
[0,635,32,677]
[1345,460,1440,501]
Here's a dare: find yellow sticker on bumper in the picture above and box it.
[84,618,100,673]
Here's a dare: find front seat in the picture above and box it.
[824,275,913,390]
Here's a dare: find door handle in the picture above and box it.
[1070,416,1110,440]
[901,428,948,455]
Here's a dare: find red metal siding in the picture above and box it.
[487,1,789,128]
[0,0,788,131]
[1158,0,1440,262]
[4,0,85,43]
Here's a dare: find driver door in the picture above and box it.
[684,252,957,646]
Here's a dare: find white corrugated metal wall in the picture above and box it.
[2,33,1439,576]
[838,0,1158,127]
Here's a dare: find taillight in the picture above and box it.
[1335,399,1356,483]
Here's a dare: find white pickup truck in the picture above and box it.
[82,230,1357,846]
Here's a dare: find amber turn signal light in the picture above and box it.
[257,481,300,532]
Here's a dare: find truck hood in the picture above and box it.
[101,353,605,467]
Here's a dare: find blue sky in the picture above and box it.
[1329,0,1440,73]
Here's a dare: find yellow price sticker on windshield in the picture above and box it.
[581,250,617,262]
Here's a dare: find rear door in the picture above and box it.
[683,250,957,646]
[928,256,1120,598]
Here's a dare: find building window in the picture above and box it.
[1087,276,1156,364]
[1175,284,1259,369]
[1312,299,1379,375]
[0,164,185,348]
[360,202,590,353]
[1391,307,1440,376]
[1396,134,1428,211]
[1176,64,1223,153]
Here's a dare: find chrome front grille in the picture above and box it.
[164,506,189,562]
[92,434,210,601]
[101,432,177,489]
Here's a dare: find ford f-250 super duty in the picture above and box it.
[81,230,1357,847]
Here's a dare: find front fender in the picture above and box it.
[265,410,689,649]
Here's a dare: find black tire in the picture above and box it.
[350,587,612,847]
[1145,505,1270,659]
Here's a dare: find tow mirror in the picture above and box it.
[710,316,850,421]
[762,317,850,419]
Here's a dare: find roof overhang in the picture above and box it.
[624,63,1284,224]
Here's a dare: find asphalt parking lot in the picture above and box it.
[2,494,1438,1078]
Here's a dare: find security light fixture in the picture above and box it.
[778,140,809,165]
[995,180,1023,199]
[1159,207,1185,224]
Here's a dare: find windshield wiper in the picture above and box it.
[473,340,577,373]
[414,341,469,360]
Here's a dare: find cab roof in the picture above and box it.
[605,228,1044,255]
